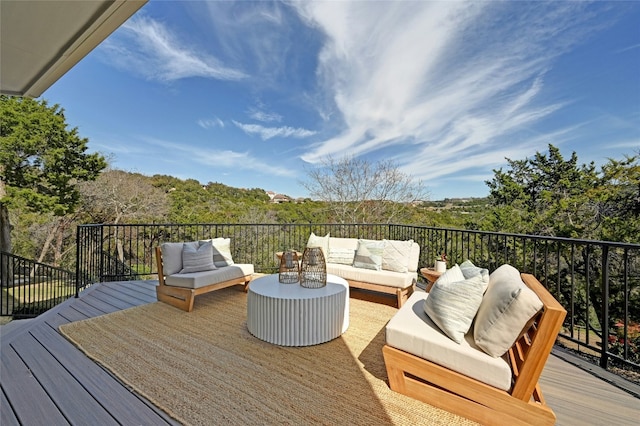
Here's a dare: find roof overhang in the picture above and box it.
[1,0,147,98]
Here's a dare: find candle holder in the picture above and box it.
[279,250,300,283]
[300,247,327,288]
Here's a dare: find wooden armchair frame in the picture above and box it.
[383,273,566,426]
[155,246,252,312]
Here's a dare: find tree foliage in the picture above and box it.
[481,144,640,242]
[0,96,106,215]
[0,95,106,261]
[301,156,429,223]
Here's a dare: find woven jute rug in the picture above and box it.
[59,286,477,425]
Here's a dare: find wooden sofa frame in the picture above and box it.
[383,273,566,426]
[155,246,252,312]
[346,279,414,308]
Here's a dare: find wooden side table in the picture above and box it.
[420,267,442,293]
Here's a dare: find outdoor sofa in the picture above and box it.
[383,263,566,425]
[306,233,420,307]
[155,239,254,312]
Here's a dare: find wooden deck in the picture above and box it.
[1,280,639,425]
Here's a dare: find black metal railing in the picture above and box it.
[0,251,75,318]
[72,222,640,370]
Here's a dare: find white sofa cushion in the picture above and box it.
[386,291,512,391]
[474,264,543,357]
[307,232,330,258]
[327,247,355,265]
[165,264,254,289]
[423,265,488,343]
[326,263,416,288]
[206,238,234,267]
[382,239,413,273]
[353,239,385,271]
[180,241,217,273]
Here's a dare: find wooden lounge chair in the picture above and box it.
[383,273,566,426]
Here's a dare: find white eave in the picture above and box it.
[1,0,147,98]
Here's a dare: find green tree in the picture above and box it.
[484,144,600,238]
[481,145,639,344]
[0,96,106,264]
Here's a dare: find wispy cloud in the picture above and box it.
[248,108,283,123]
[293,2,605,180]
[197,117,225,129]
[233,121,317,140]
[101,16,246,82]
[140,137,295,177]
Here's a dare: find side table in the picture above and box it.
[420,267,442,292]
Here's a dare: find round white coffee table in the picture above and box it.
[247,274,349,346]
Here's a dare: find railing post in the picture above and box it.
[99,225,104,283]
[600,245,610,369]
[75,226,81,298]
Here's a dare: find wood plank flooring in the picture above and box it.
[1,280,639,425]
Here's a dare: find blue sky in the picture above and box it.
[44,1,640,200]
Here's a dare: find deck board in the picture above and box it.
[9,326,119,425]
[1,344,69,425]
[1,279,638,425]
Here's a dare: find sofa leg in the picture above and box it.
[156,285,195,312]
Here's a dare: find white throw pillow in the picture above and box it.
[180,241,216,273]
[459,259,489,283]
[203,238,234,267]
[353,239,385,271]
[382,239,413,273]
[307,232,330,258]
[327,247,355,265]
[423,264,488,343]
[474,264,543,357]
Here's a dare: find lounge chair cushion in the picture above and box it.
[382,239,413,273]
[180,241,216,273]
[200,238,234,267]
[387,291,512,390]
[474,264,544,357]
[165,264,254,289]
[353,239,385,271]
[423,265,488,343]
[161,241,194,275]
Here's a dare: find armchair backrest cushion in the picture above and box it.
[473,264,544,357]
[160,242,192,275]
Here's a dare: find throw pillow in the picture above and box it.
[205,238,234,267]
[353,239,385,271]
[459,259,490,291]
[473,264,543,357]
[382,239,413,273]
[423,264,487,343]
[307,232,330,258]
[180,241,216,273]
[327,247,355,265]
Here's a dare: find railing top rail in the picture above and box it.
[78,223,640,249]
[0,250,76,275]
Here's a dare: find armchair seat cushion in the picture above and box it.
[385,291,512,390]
[165,264,254,289]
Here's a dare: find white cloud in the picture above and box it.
[101,16,246,82]
[233,121,317,140]
[140,137,295,177]
[197,117,225,129]
[248,108,283,123]
[293,2,602,180]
